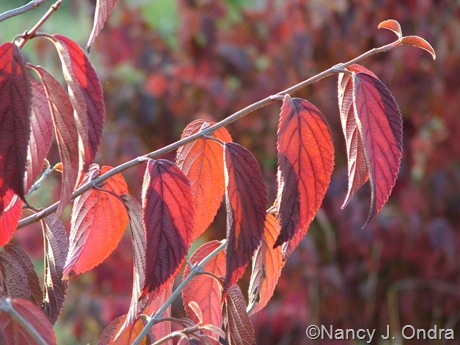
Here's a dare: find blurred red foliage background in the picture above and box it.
[5,0,460,343]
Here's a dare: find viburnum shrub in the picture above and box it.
[0,1,436,345]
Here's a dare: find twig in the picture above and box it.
[0,298,49,345]
[16,0,62,48]
[131,240,227,345]
[16,38,402,230]
[0,0,51,23]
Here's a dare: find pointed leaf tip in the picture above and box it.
[378,19,402,38]
[401,35,436,60]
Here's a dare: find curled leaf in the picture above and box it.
[0,190,22,246]
[247,214,284,315]
[400,35,436,60]
[87,0,119,52]
[378,19,402,38]
[352,72,403,224]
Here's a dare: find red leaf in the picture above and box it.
[378,19,402,38]
[223,142,267,296]
[98,315,147,345]
[141,159,195,296]
[347,64,379,79]
[87,0,119,52]
[400,35,436,60]
[338,71,369,208]
[3,244,42,307]
[64,165,128,277]
[42,215,69,324]
[30,65,81,218]
[0,298,56,345]
[247,214,284,315]
[176,120,232,239]
[121,194,147,325]
[0,42,31,201]
[223,285,255,345]
[0,249,35,301]
[274,95,334,257]
[50,34,105,168]
[182,240,226,340]
[352,72,403,224]
[0,190,22,246]
[142,282,173,345]
[24,80,53,194]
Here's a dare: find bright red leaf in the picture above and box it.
[223,142,267,296]
[0,298,56,345]
[0,190,22,246]
[142,282,173,345]
[176,120,232,240]
[0,42,31,203]
[64,165,129,277]
[274,95,334,257]
[378,19,402,38]
[141,159,195,296]
[182,240,226,340]
[87,0,119,52]
[42,215,69,324]
[223,285,256,345]
[352,72,403,224]
[98,315,147,345]
[30,65,81,218]
[49,34,105,170]
[247,214,284,315]
[400,35,436,60]
[24,80,53,194]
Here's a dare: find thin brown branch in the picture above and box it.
[16,0,62,48]
[17,38,402,230]
[0,0,51,23]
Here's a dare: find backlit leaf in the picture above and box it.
[247,214,284,315]
[142,282,173,345]
[352,72,403,224]
[338,71,369,208]
[378,19,402,38]
[3,244,42,307]
[141,159,195,296]
[0,297,56,345]
[24,80,53,194]
[121,194,147,325]
[223,142,267,296]
[50,34,105,169]
[42,215,69,324]
[0,190,22,246]
[0,42,31,202]
[30,65,81,218]
[176,120,232,239]
[98,315,147,345]
[400,35,436,60]
[87,0,119,52]
[274,95,334,257]
[223,285,255,345]
[182,240,226,340]
[64,165,128,277]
